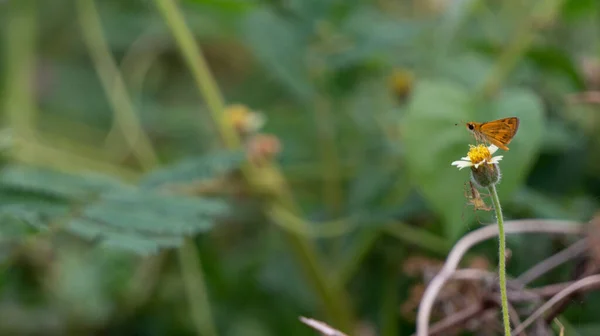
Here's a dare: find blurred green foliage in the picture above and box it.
[0,0,600,335]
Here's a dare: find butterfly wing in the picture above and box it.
[479,117,519,150]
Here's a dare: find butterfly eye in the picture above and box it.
[467,124,474,130]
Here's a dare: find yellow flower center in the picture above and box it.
[467,144,491,164]
[225,104,251,128]
[388,69,415,96]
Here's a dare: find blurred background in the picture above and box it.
[1,0,600,335]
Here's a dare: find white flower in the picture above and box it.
[246,111,266,132]
[451,144,503,170]
[226,104,266,134]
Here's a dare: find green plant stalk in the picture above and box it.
[267,205,356,238]
[79,2,220,335]
[267,200,355,331]
[153,0,239,149]
[154,0,354,332]
[3,4,141,179]
[479,27,534,98]
[4,0,37,140]
[552,315,576,336]
[336,230,381,285]
[76,0,159,170]
[76,3,174,326]
[381,254,401,336]
[384,222,452,256]
[179,240,218,336]
[488,184,511,335]
[479,0,566,98]
[312,96,344,262]
[105,31,164,159]
[313,96,342,214]
[16,137,139,181]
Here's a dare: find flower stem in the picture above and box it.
[77,0,159,170]
[153,0,355,331]
[178,239,218,336]
[488,184,511,335]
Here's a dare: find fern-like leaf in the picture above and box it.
[81,188,228,236]
[140,150,245,188]
[0,162,233,255]
[0,165,126,200]
[67,218,183,255]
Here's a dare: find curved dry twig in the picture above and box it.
[416,219,583,336]
[511,274,600,335]
[517,238,588,286]
[300,316,348,336]
[423,304,487,336]
[452,268,496,281]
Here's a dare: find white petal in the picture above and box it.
[451,161,473,170]
[490,156,503,164]
[488,145,499,154]
[460,156,470,161]
[473,161,482,168]
[248,112,266,131]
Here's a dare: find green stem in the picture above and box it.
[488,184,511,335]
[178,239,218,336]
[153,0,239,149]
[4,0,37,140]
[154,0,354,332]
[76,0,159,170]
[384,222,452,256]
[478,22,534,98]
[2,2,143,179]
[479,0,566,98]
[381,252,401,336]
[313,96,341,215]
[336,230,381,285]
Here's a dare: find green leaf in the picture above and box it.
[561,0,599,20]
[286,0,335,21]
[527,46,586,90]
[576,324,600,336]
[403,80,544,239]
[0,165,126,200]
[433,0,480,59]
[437,53,494,90]
[240,8,315,101]
[49,249,115,324]
[64,189,228,256]
[66,218,184,255]
[0,204,48,240]
[81,188,228,235]
[485,89,544,202]
[328,9,422,69]
[140,151,245,188]
[0,164,230,255]
[99,234,183,255]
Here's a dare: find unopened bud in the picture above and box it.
[470,162,501,188]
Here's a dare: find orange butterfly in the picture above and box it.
[465,117,520,151]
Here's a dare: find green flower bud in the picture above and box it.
[470,162,501,188]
